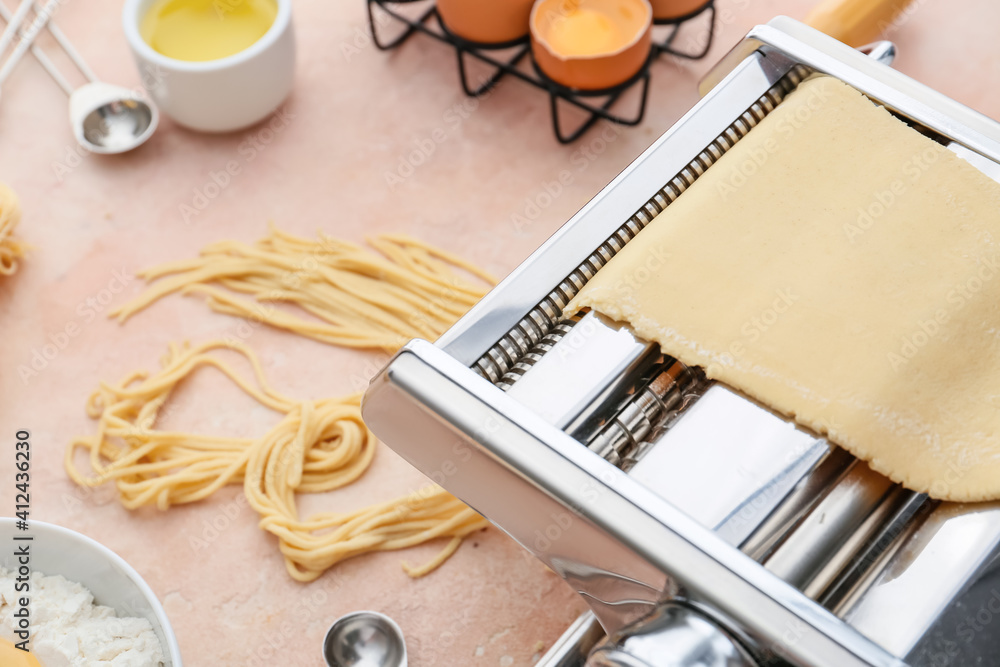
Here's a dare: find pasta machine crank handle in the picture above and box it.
[586,603,759,667]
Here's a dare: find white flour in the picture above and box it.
[0,568,165,667]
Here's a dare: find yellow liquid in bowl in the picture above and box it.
[0,638,43,667]
[545,8,626,57]
[141,0,278,62]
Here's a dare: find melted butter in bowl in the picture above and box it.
[140,0,278,61]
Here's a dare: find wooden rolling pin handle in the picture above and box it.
[804,0,917,48]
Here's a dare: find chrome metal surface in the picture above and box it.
[836,503,1000,666]
[763,461,894,592]
[364,17,1000,667]
[587,604,757,667]
[801,487,926,602]
[504,312,659,441]
[442,54,806,377]
[69,82,158,154]
[80,97,156,152]
[323,611,407,667]
[628,385,831,548]
[857,40,896,66]
[496,317,577,391]
[819,490,931,611]
[738,447,854,563]
[363,341,907,667]
[826,138,1000,665]
[701,18,1000,162]
[536,612,606,667]
[587,359,695,468]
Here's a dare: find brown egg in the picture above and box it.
[437,0,536,44]
[531,0,653,91]
[648,0,710,21]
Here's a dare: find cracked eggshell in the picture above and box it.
[649,0,711,20]
[530,0,653,91]
[436,0,536,44]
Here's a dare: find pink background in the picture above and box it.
[0,0,998,664]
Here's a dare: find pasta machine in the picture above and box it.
[362,17,1000,667]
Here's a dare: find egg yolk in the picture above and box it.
[545,8,627,57]
[141,0,278,62]
[0,638,42,667]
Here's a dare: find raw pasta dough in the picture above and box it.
[68,228,494,579]
[568,76,1000,502]
[66,340,488,581]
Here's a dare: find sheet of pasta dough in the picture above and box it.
[567,76,1000,502]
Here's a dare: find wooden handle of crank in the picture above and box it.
[804,0,918,47]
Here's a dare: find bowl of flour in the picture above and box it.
[0,519,182,666]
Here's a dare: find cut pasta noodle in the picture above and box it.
[0,182,25,275]
[109,226,496,350]
[68,227,496,580]
[66,340,490,581]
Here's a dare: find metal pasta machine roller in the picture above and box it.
[363,17,1000,667]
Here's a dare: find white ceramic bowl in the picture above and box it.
[0,519,182,666]
[122,0,295,132]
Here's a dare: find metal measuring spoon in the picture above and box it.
[323,611,408,667]
[0,0,157,154]
[67,81,157,154]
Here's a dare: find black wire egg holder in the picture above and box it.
[366,0,717,143]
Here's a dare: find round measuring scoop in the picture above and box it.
[323,611,408,667]
[69,81,157,154]
[0,0,157,154]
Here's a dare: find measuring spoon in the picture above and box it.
[323,611,408,667]
[0,0,157,153]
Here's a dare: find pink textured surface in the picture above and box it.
[0,0,998,665]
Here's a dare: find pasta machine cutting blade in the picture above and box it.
[363,17,1000,667]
